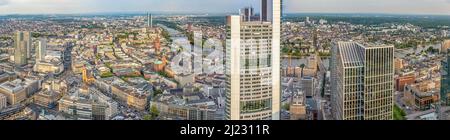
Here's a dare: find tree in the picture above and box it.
[194,87,201,92]
[144,105,160,120]
[393,104,406,120]
[150,105,160,119]
[282,103,290,111]
[300,64,306,77]
[154,89,163,97]
[143,114,152,120]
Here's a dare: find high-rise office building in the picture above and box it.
[147,13,153,28]
[147,13,150,27]
[331,42,394,120]
[37,38,47,62]
[24,32,31,59]
[261,0,268,21]
[14,31,31,66]
[261,0,273,22]
[240,7,255,22]
[280,0,285,21]
[441,49,450,105]
[226,0,280,120]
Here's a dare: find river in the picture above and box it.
[160,24,331,70]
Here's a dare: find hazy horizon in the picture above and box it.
[0,0,449,16]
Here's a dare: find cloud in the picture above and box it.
[0,0,9,6]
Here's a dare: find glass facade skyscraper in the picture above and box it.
[14,31,31,66]
[226,0,280,120]
[442,50,450,106]
[331,42,394,120]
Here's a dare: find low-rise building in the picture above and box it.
[0,71,12,83]
[395,58,404,72]
[175,73,195,87]
[396,75,415,92]
[151,90,221,120]
[290,92,307,120]
[111,84,149,111]
[0,94,7,110]
[34,90,60,109]
[301,77,315,98]
[71,60,85,74]
[58,87,118,120]
[34,61,64,75]
[442,40,450,53]
[100,77,152,111]
[404,81,440,111]
[34,50,65,75]
[0,80,28,105]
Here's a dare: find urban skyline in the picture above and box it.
[0,0,450,121]
[0,0,450,15]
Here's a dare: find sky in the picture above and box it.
[0,0,449,15]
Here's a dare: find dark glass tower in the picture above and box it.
[442,50,450,105]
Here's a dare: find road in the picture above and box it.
[406,106,450,120]
[395,91,414,115]
[313,57,327,120]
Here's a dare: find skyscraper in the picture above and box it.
[240,7,254,22]
[261,0,273,22]
[280,0,285,22]
[147,13,153,28]
[226,0,280,120]
[37,38,47,62]
[441,49,450,106]
[331,42,394,120]
[24,32,31,59]
[261,0,268,21]
[14,31,31,66]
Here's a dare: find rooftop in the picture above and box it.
[0,79,26,93]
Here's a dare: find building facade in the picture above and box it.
[14,31,31,66]
[37,38,47,61]
[396,75,415,92]
[34,62,64,75]
[152,101,217,120]
[0,80,29,105]
[301,77,315,98]
[404,84,439,111]
[331,42,394,120]
[442,50,450,105]
[290,93,307,120]
[0,94,7,110]
[225,0,281,120]
[58,88,117,120]
[442,40,450,53]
